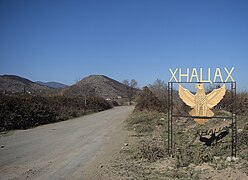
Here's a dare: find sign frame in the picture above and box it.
[167,81,237,157]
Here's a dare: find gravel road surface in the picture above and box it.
[0,106,133,180]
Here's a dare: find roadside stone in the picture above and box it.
[189,164,195,168]
[124,143,129,147]
[244,123,248,131]
[0,145,5,148]
[214,156,220,160]
[238,129,243,133]
[232,157,239,161]
[226,157,232,162]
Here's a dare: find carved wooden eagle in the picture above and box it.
[179,83,226,124]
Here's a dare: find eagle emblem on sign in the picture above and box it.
[178,83,226,124]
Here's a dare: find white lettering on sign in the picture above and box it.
[179,68,189,82]
[200,68,211,83]
[169,67,235,83]
[169,68,178,82]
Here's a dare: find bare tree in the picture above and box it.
[148,79,168,108]
[122,79,138,105]
[148,79,167,95]
[75,79,94,107]
[131,79,138,89]
[80,84,89,106]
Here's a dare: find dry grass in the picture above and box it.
[110,86,248,179]
[111,111,248,179]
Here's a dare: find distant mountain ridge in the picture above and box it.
[0,74,136,99]
[0,75,58,95]
[36,81,68,89]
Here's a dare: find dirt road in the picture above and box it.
[0,106,133,180]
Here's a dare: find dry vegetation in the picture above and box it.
[134,86,165,112]
[0,94,112,131]
[111,81,248,179]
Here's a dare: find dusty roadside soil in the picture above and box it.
[0,106,134,180]
[76,113,130,180]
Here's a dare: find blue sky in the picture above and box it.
[0,0,248,90]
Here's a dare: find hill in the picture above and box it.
[0,75,58,95]
[62,75,131,99]
[36,81,68,89]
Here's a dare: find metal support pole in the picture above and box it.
[231,82,237,157]
[170,83,173,156]
[167,82,173,156]
[167,82,170,155]
[167,82,171,156]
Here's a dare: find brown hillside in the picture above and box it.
[0,75,58,95]
[62,75,130,99]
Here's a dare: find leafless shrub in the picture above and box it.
[134,86,165,112]
[122,79,138,105]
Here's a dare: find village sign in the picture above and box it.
[169,67,235,124]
